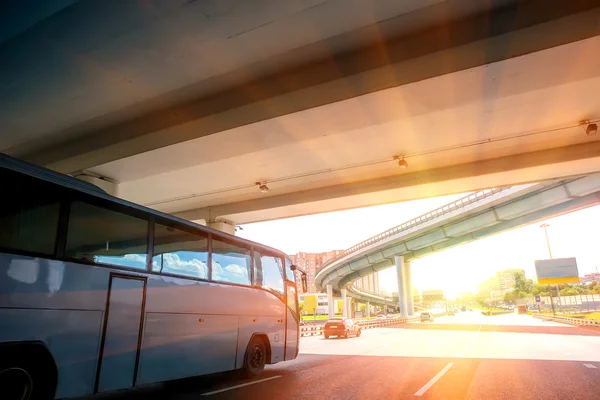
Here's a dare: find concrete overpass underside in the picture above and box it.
[314,174,600,306]
[2,1,600,229]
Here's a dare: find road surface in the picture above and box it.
[87,311,600,400]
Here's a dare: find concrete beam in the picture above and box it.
[408,191,600,261]
[75,174,119,196]
[19,1,600,173]
[176,141,600,223]
[207,219,236,236]
[325,182,600,292]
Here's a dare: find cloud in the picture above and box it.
[212,261,250,284]
[124,254,147,263]
[224,264,247,275]
[161,253,207,278]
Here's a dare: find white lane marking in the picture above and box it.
[583,364,597,369]
[457,324,482,358]
[565,352,572,356]
[457,345,470,357]
[414,362,455,396]
[201,375,282,396]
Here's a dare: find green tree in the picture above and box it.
[504,291,516,303]
[532,283,551,296]
[513,271,533,295]
[560,287,579,296]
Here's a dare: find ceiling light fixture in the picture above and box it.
[582,121,598,136]
[255,181,269,193]
[393,155,408,169]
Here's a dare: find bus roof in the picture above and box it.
[0,153,290,259]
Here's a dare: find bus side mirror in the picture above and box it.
[290,264,308,292]
[301,273,308,293]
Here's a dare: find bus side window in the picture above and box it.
[0,168,61,255]
[284,257,295,282]
[211,237,251,285]
[152,223,208,279]
[254,252,284,295]
[65,201,148,269]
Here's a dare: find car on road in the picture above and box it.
[376,314,387,319]
[324,318,362,339]
[420,312,434,322]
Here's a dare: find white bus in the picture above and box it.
[0,154,306,400]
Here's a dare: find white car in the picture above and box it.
[420,312,434,322]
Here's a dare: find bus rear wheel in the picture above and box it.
[243,336,267,378]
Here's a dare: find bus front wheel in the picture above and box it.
[243,336,267,378]
[0,354,54,400]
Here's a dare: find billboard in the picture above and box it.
[534,257,579,284]
[421,289,445,301]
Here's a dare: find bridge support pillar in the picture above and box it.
[395,256,408,317]
[366,302,371,317]
[341,288,348,318]
[327,285,334,319]
[405,261,414,317]
[207,219,236,235]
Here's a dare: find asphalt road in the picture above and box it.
[88,311,600,400]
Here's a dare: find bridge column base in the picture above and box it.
[327,284,334,319]
[405,261,414,317]
[395,255,408,318]
[341,288,348,318]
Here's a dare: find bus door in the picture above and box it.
[96,274,147,393]
[285,282,299,360]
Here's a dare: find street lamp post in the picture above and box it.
[540,223,553,259]
[540,223,560,314]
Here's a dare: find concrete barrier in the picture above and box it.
[481,310,513,316]
[533,314,600,326]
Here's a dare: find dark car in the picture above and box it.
[324,318,361,339]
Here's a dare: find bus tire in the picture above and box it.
[243,336,267,378]
[0,346,56,400]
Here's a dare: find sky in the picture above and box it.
[238,194,600,299]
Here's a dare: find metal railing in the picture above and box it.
[318,187,509,271]
[299,312,448,337]
[300,316,416,337]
